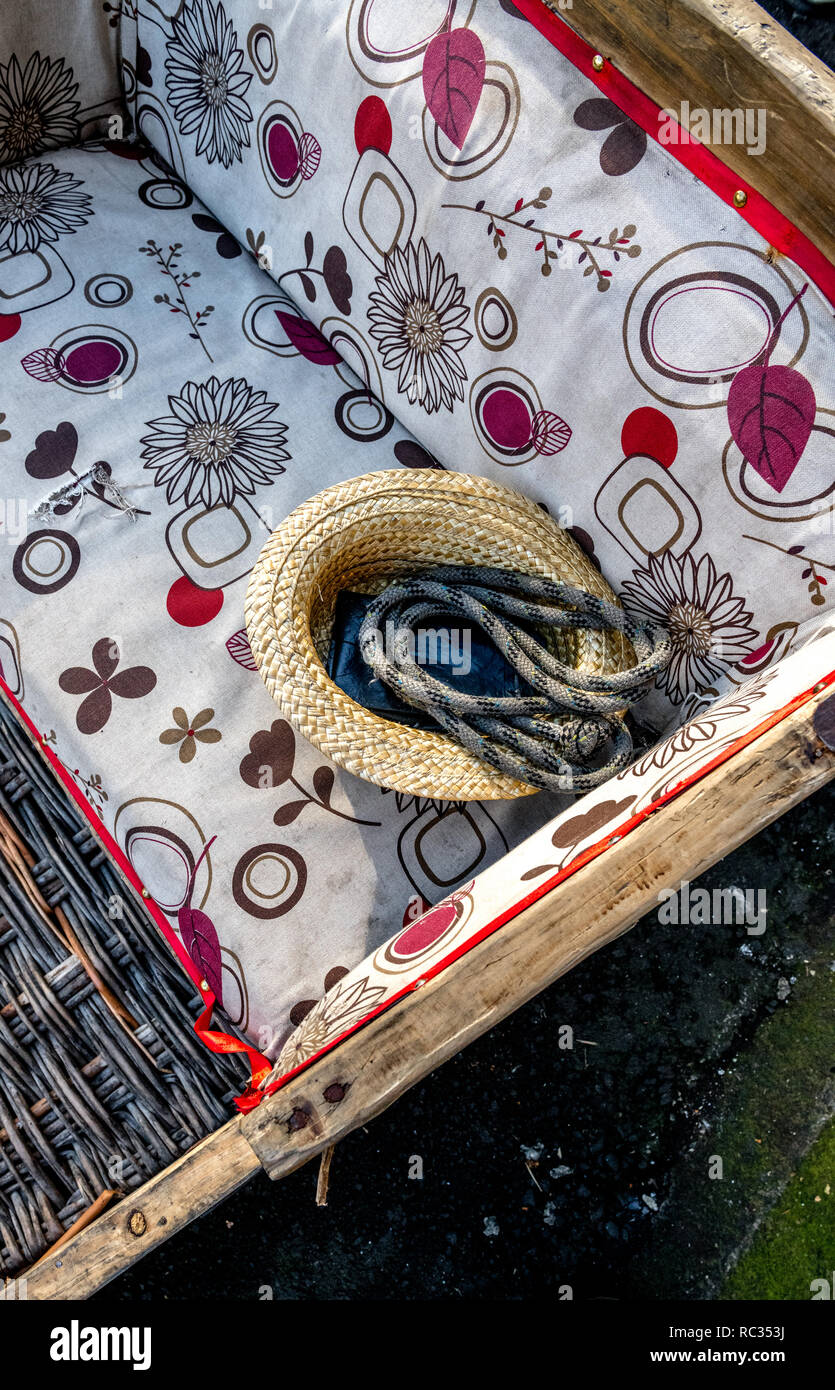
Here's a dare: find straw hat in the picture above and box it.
[245,470,632,800]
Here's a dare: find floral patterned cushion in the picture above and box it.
[1,0,833,1090]
[0,1,123,166]
[0,142,568,1065]
[119,0,835,733]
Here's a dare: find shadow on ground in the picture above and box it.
[99,782,835,1300]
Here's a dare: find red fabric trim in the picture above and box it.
[0,678,272,1113]
[3,660,831,1110]
[265,666,835,1095]
[512,0,835,307]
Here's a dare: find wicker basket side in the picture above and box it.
[0,696,247,1281]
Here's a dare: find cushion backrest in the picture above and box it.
[119,0,835,731]
[0,0,123,166]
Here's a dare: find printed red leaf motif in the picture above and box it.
[298,131,321,181]
[178,905,223,1004]
[422,28,486,150]
[178,835,222,1003]
[275,311,341,365]
[21,347,66,383]
[530,410,572,456]
[727,363,816,492]
[226,629,258,670]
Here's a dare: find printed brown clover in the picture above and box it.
[573,98,647,176]
[59,638,156,734]
[159,707,221,762]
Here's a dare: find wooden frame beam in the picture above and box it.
[555,0,835,266]
[17,683,834,1298]
[4,1123,261,1301]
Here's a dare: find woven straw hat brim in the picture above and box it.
[245,470,633,800]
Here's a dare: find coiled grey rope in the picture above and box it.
[358,564,671,793]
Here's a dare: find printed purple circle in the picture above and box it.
[63,338,125,385]
[481,387,531,449]
[49,325,137,393]
[266,118,299,182]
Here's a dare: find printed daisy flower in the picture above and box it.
[268,973,388,1081]
[621,550,759,704]
[0,161,92,254]
[368,238,471,414]
[140,375,289,509]
[164,0,254,168]
[159,707,221,762]
[0,53,80,164]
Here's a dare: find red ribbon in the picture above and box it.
[195,997,272,1113]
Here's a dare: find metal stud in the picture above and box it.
[200,978,209,992]
[592,53,605,72]
[140,887,150,899]
[733,189,748,209]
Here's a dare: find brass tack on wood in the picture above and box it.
[140,887,150,899]
[733,189,748,208]
[128,1210,147,1238]
[592,53,605,71]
